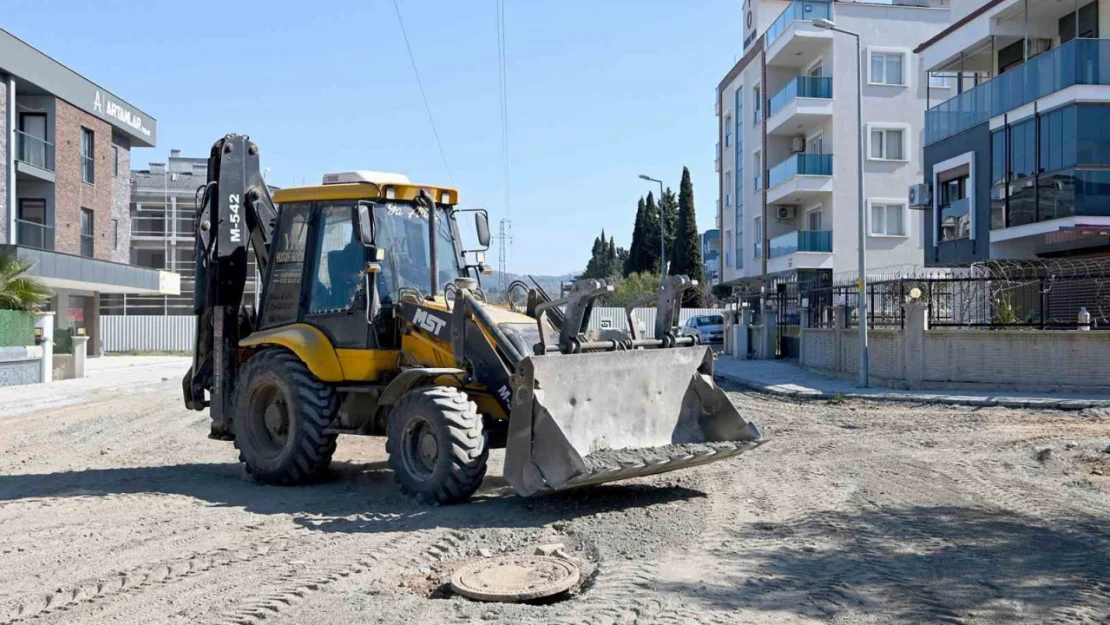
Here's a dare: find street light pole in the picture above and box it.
[638,174,666,277]
[813,18,868,386]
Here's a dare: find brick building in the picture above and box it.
[0,27,177,351]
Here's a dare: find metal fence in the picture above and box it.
[100,307,730,352]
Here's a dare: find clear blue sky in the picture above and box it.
[4,0,742,275]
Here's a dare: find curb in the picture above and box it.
[714,372,1110,411]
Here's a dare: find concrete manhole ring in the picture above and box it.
[450,555,581,602]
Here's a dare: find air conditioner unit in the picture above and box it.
[791,137,806,153]
[908,183,932,209]
[776,205,796,221]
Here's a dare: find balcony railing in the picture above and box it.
[16,219,55,251]
[15,131,55,172]
[768,76,833,118]
[926,38,1110,145]
[768,230,832,258]
[765,0,832,49]
[768,153,833,189]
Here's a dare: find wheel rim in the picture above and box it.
[244,382,291,459]
[401,415,439,481]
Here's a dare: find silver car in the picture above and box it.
[681,314,724,344]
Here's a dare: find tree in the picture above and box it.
[607,236,618,276]
[670,166,705,307]
[605,272,661,308]
[583,229,619,279]
[0,250,50,311]
[642,191,662,274]
[659,187,678,261]
[625,197,646,277]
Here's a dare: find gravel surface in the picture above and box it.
[1,376,1108,624]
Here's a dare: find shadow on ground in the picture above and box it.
[658,505,1110,623]
[0,461,703,533]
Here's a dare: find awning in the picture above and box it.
[10,245,179,295]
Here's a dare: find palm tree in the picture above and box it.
[0,250,50,311]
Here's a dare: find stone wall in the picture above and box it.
[54,99,112,260]
[109,132,131,263]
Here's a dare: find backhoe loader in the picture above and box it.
[182,134,763,504]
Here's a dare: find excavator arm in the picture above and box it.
[182,134,277,439]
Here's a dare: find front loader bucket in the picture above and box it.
[503,346,764,497]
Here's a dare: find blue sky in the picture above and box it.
[4,0,742,275]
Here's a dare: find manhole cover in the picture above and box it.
[450,555,580,603]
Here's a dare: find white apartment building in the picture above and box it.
[715,0,951,290]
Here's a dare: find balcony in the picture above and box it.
[16,220,55,251]
[766,153,833,205]
[767,76,833,136]
[15,131,55,182]
[765,0,832,67]
[926,39,1110,145]
[767,230,833,273]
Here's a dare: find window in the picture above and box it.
[753,216,763,258]
[937,170,971,242]
[1059,2,1099,43]
[1008,118,1037,227]
[725,229,731,268]
[869,51,905,86]
[724,171,731,207]
[929,73,953,89]
[80,128,95,184]
[310,204,361,313]
[18,113,48,169]
[806,207,822,232]
[724,115,732,147]
[807,62,823,78]
[869,201,905,236]
[111,145,120,177]
[17,199,51,250]
[991,129,1008,229]
[752,83,762,124]
[808,133,824,155]
[869,126,906,161]
[261,203,311,327]
[753,151,762,191]
[110,218,119,250]
[80,208,94,257]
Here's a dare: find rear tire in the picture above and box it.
[386,386,487,505]
[232,349,339,484]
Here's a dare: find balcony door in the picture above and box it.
[17,199,51,250]
[18,113,47,169]
[806,207,822,232]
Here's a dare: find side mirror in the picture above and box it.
[475,211,491,248]
[357,201,376,247]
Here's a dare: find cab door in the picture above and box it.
[303,202,374,350]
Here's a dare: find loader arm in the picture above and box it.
[182,134,277,439]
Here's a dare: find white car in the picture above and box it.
[681,314,724,344]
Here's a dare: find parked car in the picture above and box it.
[681,314,724,344]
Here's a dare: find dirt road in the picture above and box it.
[1,365,1108,624]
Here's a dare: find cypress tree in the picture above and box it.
[643,192,662,274]
[660,187,678,258]
[672,167,705,306]
[607,236,618,276]
[625,197,646,276]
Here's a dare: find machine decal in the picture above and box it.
[413,309,447,337]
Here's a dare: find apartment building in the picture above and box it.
[918,0,1110,264]
[702,229,721,285]
[100,150,259,315]
[716,0,950,291]
[0,27,176,349]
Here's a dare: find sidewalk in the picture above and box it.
[713,356,1110,410]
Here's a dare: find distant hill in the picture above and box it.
[481,270,578,298]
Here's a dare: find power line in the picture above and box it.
[391,0,453,185]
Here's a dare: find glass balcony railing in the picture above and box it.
[765,0,833,49]
[768,230,832,258]
[768,76,833,118]
[767,153,833,189]
[16,219,55,251]
[926,38,1110,145]
[16,131,55,172]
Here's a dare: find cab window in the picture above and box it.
[309,204,362,313]
[260,202,311,328]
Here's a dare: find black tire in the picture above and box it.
[232,349,339,485]
[386,386,487,505]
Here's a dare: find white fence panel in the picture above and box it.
[101,315,195,352]
[587,308,725,338]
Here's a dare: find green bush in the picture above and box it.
[0,310,35,346]
[54,327,74,354]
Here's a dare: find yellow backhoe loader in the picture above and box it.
[182,134,763,504]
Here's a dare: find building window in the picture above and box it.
[937,171,970,242]
[869,126,907,161]
[80,208,94,257]
[869,201,906,236]
[724,115,732,147]
[752,83,761,125]
[724,171,732,207]
[753,151,762,191]
[111,145,120,177]
[725,229,731,268]
[110,218,119,250]
[80,127,95,184]
[1008,118,1037,227]
[869,50,906,86]
[991,129,1008,229]
[806,207,823,232]
[753,216,763,258]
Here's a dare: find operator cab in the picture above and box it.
[260,172,490,353]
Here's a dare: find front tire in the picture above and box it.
[386,386,487,505]
[232,349,339,484]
